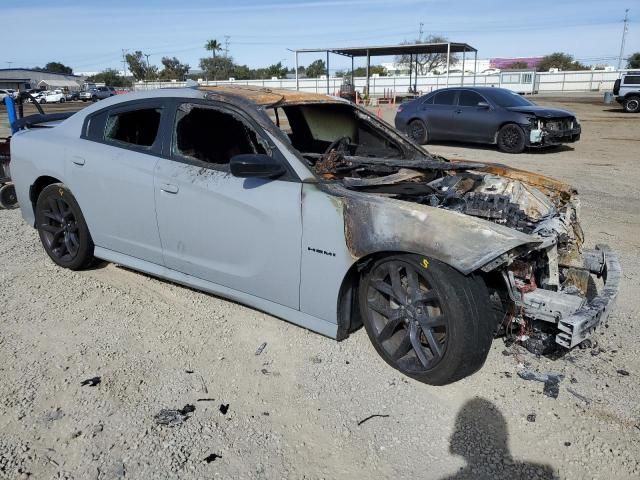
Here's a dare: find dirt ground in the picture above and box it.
[1,96,639,479]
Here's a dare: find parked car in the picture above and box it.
[613,72,640,113]
[65,91,80,102]
[37,90,66,104]
[79,86,114,102]
[8,86,620,385]
[395,87,581,153]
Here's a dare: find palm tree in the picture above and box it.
[205,39,223,60]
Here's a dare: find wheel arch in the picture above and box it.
[30,175,63,220]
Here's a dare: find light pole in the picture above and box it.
[617,8,630,70]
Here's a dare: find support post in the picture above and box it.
[414,54,418,92]
[461,48,466,86]
[366,49,370,96]
[295,51,299,90]
[326,50,330,94]
[446,42,451,87]
[474,50,477,86]
[408,53,413,93]
[351,56,354,86]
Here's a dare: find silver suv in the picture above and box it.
[79,86,114,102]
[613,72,640,113]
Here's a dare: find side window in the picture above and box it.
[422,95,434,105]
[501,73,521,84]
[104,108,161,148]
[173,104,267,169]
[433,90,456,105]
[458,91,486,107]
[623,75,640,85]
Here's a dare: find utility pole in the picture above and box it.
[419,22,424,42]
[144,53,151,81]
[617,8,630,70]
[224,35,231,57]
[121,48,128,77]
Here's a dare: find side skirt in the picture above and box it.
[93,247,339,339]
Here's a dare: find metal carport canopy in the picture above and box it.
[291,42,478,93]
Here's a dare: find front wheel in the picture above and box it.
[359,255,496,385]
[497,123,526,153]
[40,98,47,104]
[0,184,18,209]
[59,98,65,103]
[407,119,428,144]
[35,184,94,270]
[623,96,640,113]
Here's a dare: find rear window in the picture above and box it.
[623,75,640,85]
[433,90,456,105]
[104,108,161,147]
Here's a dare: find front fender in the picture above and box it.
[339,187,541,275]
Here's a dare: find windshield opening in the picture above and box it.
[484,89,534,108]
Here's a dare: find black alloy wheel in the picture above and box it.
[35,184,94,270]
[497,123,526,153]
[623,96,640,113]
[407,119,428,144]
[359,255,496,385]
[0,184,18,209]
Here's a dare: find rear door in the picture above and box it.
[422,90,457,140]
[452,90,497,142]
[67,100,168,265]
[153,100,302,309]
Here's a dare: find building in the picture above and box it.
[0,68,84,91]
[382,58,492,76]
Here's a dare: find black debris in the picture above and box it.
[570,377,578,384]
[154,404,196,426]
[219,404,229,415]
[255,342,267,356]
[260,368,270,375]
[517,370,564,399]
[310,356,322,364]
[203,453,221,463]
[262,412,269,416]
[567,387,591,404]
[504,372,512,378]
[617,369,630,376]
[345,361,350,365]
[185,369,194,374]
[526,414,536,422]
[197,398,215,402]
[564,442,571,447]
[357,414,390,426]
[80,376,101,387]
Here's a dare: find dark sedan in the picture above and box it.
[394,87,581,153]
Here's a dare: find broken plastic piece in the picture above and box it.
[219,404,229,415]
[203,453,221,463]
[80,376,101,387]
[255,342,267,355]
[154,404,196,426]
[517,369,564,399]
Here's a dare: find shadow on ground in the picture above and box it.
[441,398,557,480]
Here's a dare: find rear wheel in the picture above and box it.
[35,184,94,270]
[0,184,18,209]
[359,255,496,385]
[497,123,526,153]
[623,96,640,113]
[407,119,428,144]
[40,98,47,104]
[59,98,65,103]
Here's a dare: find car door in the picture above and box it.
[452,90,497,142]
[421,90,457,140]
[66,99,168,265]
[153,100,302,309]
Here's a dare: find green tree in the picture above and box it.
[627,52,640,69]
[125,51,158,81]
[159,57,190,80]
[346,65,387,77]
[537,52,586,72]
[200,56,235,80]
[34,62,73,74]
[305,59,327,78]
[264,62,288,79]
[205,39,223,60]
[504,61,530,70]
[87,68,131,87]
[395,35,458,74]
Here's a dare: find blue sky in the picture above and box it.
[1,0,637,73]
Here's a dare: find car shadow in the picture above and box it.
[440,398,558,480]
[426,140,574,154]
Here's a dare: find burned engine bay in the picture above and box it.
[307,145,617,355]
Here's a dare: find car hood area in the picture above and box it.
[506,105,576,118]
[314,152,582,273]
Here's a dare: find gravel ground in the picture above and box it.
[1,96,639,479]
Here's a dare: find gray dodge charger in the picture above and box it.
[8,85,619,385]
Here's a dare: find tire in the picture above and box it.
[623,96,640,113]
[60,98,65,103]
[35,183,94,270]
[82,99,87,102]
[359,255,496,385]
[497,123,526,153]
[0,184,18,209]
[92,96,98,102]
[40,98,47,104]
[407,119,428,144]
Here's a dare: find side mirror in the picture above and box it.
[477,101,490,109]
[230,153,286,179]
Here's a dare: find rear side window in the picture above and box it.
[623,75,640,85]
[105,108,161,147]
[433,90,456,105]
[458,91,486,107]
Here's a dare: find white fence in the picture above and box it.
[133,69,626,97]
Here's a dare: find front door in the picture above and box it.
[153,101,302,309]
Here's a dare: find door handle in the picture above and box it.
[71,156,85,166]
[160,183,179,194]
[455,109,462,114]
